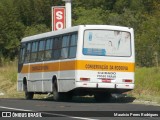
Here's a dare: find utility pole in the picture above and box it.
[62,0,72,28]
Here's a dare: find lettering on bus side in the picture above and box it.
[85,64,109,70]
[85,64,129,71]
[97,72,116,79]
[109,65,128,71]
[32,66,49,71]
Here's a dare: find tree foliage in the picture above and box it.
[0,0,159,67]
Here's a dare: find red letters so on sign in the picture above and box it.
[52,7,66,31]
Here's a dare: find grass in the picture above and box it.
[129,67,160,103]
[0,60,160,104]
[0,60,21,98]
[0,60,48,99]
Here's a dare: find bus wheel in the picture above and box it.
[94,92,111,102]
[24,84,34,100]
[52,80,62,101]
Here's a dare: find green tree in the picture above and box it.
[15,0,52,27]
[24,24,50,37]
[135,0,160,67]
[73,7,106,25]
[0,0,159,67]
[0,0,25,59]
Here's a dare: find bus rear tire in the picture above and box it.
[94,92,111,102]
[52,80,73,101]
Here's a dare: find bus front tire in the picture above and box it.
[24,84,34,100]
[53,81,62,101]
[25,92,34,100]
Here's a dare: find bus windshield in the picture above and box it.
[83,30,131,57]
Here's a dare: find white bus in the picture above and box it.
[17,25,135,102]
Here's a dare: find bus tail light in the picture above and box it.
[123,79,132,83]
[80,78,90,81]
[102,79,112,83]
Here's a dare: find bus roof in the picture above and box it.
[21,26,80,42]
[21,25,132,42]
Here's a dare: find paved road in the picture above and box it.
[0,97,159,120]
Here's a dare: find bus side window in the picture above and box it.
[25,43,31,63]
[31,41,38,62]
[61,35,70,59]
[38,40,45,61]
[53,37,61,60]
[45,38,53,61]
[70,33,78,46]
[69,33,78,58]
[19,46,25,64]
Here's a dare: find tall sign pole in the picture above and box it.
[52,0,72,31]
[62,0,72,28]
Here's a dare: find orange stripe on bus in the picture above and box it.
[21,60,134,73]
[76,60,134,72]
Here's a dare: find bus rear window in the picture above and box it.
[83,30,131,57]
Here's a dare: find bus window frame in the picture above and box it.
[19,43,26,64]
[30,41,38,62]
[21,32,78,64]
[37,39,45,62]
[44,37,53,61]
[24,42,32,63]
[68,33,78,58]
[61,34,70,59]
[52,36,62,60]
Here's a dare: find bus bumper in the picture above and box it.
[76,82,134,90]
